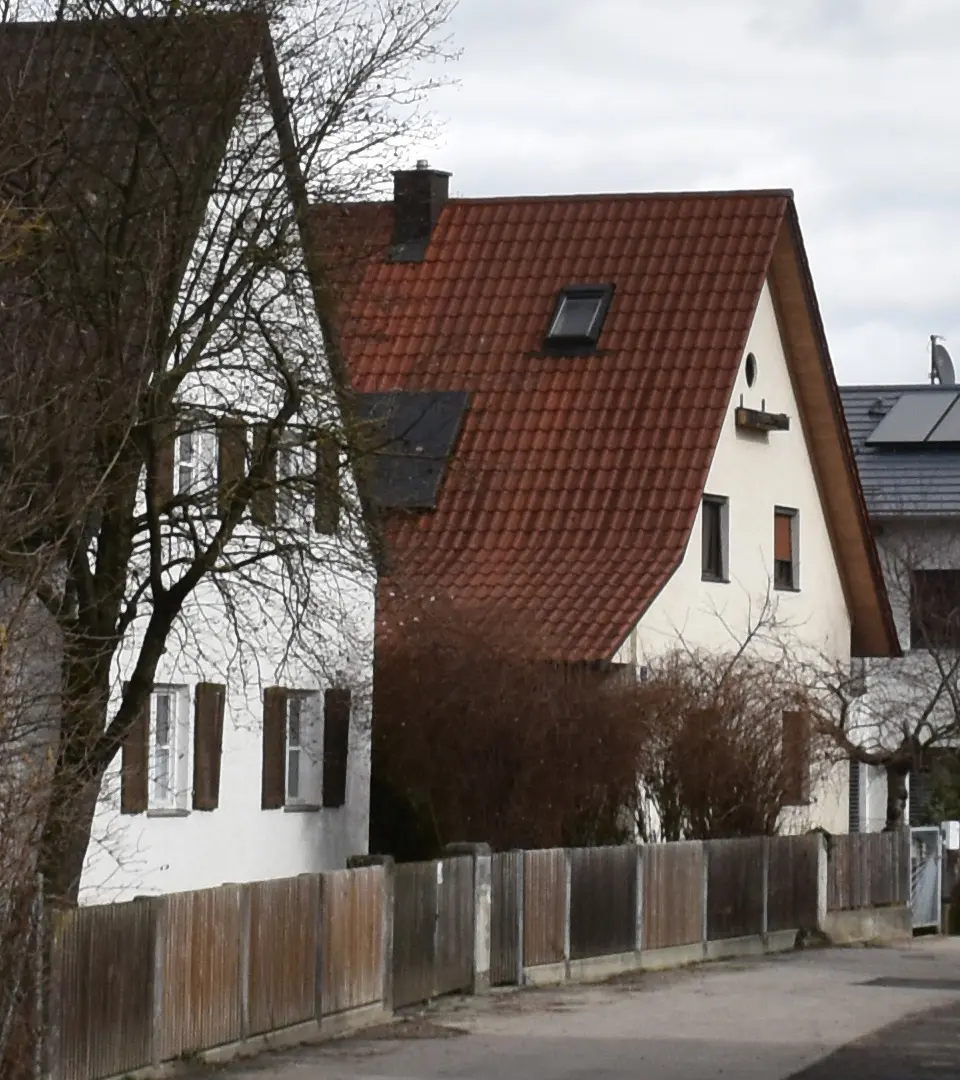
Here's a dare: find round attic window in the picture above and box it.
[745,352,757,387]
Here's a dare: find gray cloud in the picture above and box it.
[415,0,960,383]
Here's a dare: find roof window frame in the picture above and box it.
[543,283,614,355]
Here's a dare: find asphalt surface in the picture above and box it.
[191,938,960,1080]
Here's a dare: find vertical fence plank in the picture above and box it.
[158,886,244,1060]
[705,838,765,941]
[568,846,638,960]
[766,835,819,932]
[392,862,438,1008]
[436,857,474,996]
[320,866,385,1016]
[247,876,320,1034]
[642,841,704,951]
[522,849,566,968]
[490,852,522,986]
[51,900,156,1080]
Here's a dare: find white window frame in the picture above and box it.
[285,690,322,807]
[174,416,217,498]
[149,685,191,811]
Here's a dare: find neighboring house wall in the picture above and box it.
[615,279,853,833]
[851,518,960,830]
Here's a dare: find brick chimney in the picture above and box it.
[390,160,451,262]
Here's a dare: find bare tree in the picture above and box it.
[0,0,457,903]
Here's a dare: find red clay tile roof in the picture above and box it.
[316,191,884,661]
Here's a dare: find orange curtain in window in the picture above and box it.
[774,513,793,562]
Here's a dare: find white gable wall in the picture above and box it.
[616,279,853,833]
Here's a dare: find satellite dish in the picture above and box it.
[932,336,956,387]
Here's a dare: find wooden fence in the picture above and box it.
[569,845,638,959]
[392,856,474,1008]
[642,841,704,950]
[48,830,911,1080]
[490,851,522,986]
[706,838,765,941]
[49,868,386,1080]
[827,831,909,911]
[767,835,819,932]
[523,848,567,968]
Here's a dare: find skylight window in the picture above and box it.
[544,284,614,353]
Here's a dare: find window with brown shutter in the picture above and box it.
[261,686,287,809]
[120,683,150,814]
[774,507,798,590]
[217,418,247,518]
[314,433,340,535]
[251,424,277,527]
[192,682,226,811]
[322,687,351,808]
[782,710,810,805]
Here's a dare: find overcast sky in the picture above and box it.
[419,0,960,386]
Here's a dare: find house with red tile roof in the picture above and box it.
[313,165,899,834]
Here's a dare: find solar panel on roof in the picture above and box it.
[926,395,960,443]
[864,391,959,445]
[354,390,468,509]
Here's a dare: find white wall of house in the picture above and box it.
[614,278,854,834]
[80,566,374,904]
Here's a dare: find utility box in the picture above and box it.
[942,820,960,852]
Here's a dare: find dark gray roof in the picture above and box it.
[839,384,960,518]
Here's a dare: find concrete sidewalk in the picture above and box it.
[190,938,960,1080]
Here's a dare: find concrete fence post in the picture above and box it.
[515,850,526,986]
[445,843,492,994]
[563,849,573,978]
[635,844,645,955]
[348,854,396,1011]
[761,837,770,941]
[815,833,829,933]
[701,842,710,951]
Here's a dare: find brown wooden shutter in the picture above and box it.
[192,682,226,811]
[261,686,287,809]
[782,710,810,804]
[774,512,793,562]
[217,418,247,518]
[251,424,277,527]
[120,682,149,814]
[314,433,340,535]
[322,687,351,808]
[152,418,175,507]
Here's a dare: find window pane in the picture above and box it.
[287,697,301,747]
[287,748,300,799]
[701,500,722,577]
[154,748,171,802]
[179,431,195,462]
[177,464,193,493]
[155,694,171,747]
[551,296,601,339]
[911,569,960,649]
[774,558,794,590]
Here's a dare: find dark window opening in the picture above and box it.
[774,508,799,590]
[701,495,728,582]
[544,284,613,353]
[745,351,757,387]
[848,758,862,832]
[910,569,960,650]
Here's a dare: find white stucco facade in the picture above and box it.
[80,565,374,904]
[614,279,855,834]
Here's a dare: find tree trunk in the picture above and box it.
[884,760,910,832]
[37,649,114,906]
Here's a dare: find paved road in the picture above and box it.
[195,938,960,1080]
